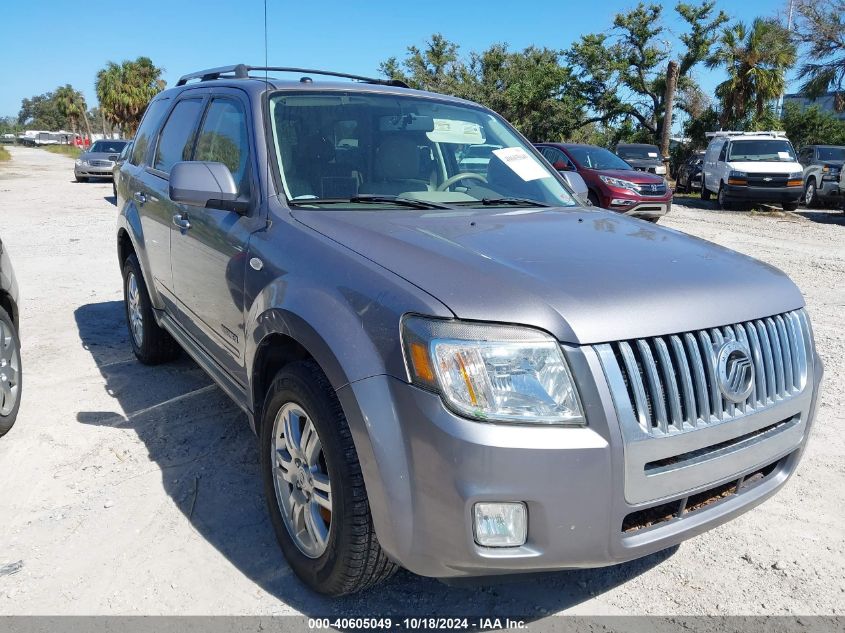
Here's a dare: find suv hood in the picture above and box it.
[592,169,664,183]
[293,206,804,344]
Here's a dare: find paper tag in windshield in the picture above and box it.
[648,152,658,157]
[492,147,550,181]
[777,151,791,159]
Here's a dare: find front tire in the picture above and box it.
[700,183,711,201]
[783,202,799,211]
[75,175,88,183]
[717,183,732,210]
[804,179,819,208]
[0,307,21,438]
[260,360,397,596]
[122,254,179,365]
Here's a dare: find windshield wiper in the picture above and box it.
[289,194,454,210]
[478,197,550,207]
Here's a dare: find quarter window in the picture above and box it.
[154,98,204,174]
[129,98,170,166]
[194,98,250,194]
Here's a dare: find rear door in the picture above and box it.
[169,88,263,383]
[134,95,207,297]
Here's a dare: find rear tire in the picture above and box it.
[122,254,179,365]
[260,360,397,596]
[0,307,21,438]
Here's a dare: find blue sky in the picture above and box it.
[1,0,791,120]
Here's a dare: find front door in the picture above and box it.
[169,90,262,384]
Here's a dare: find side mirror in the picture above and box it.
[553,160,570,171]
[169,161,240,210]
[559,171,591,206]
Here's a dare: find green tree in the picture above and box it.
[55,85,93,141]
[381,35,584,141]
[18,92,67,130]
[565,1,728,142]
[706,19,796,127]
[793,0,845,106]
[780,102,845,147]
[96,56,166,136]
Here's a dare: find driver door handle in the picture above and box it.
[133,191,147,205]
[172,214,192,231]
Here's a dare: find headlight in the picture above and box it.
[788,171,803,179]
[75,159,82,166]
[599,175,638,191]
[401,316,585,425]
[729,170,747,179]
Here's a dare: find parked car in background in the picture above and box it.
[615,143,666,175]
[112,141,133,199]
[702,131,802,211]
[675,151,705,193]
[797,144,844,208]
[74,139,130,182]
[536,142,672,221]
[457,143,502,174]
[0,236,21,438]
[118,64,822,596]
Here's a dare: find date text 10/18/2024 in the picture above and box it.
[308,618,528,630]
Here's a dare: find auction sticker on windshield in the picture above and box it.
[493,147,550,181]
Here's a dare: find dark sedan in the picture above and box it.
[676,152,705,193]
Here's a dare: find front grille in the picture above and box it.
[634,183,668,196]
[747,173,789,187]
[91,160,112,167]
[622,456,785,533]
[606,309,810,437]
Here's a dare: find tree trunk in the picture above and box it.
[82,111,93,145]
[660,60,680,175]
[101,110,107,137]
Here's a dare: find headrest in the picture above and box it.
[375,136,421,180]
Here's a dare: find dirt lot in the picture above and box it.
[0,145,843,618]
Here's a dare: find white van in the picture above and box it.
[701,131,803,210]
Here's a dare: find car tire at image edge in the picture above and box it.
[0,306,22,438]
[260,360,398,596]
[122,254,180,365]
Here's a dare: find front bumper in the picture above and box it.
[817,178,841,200]
[723,185,802,203]
[337,347,822,578]
[75,165,114,177]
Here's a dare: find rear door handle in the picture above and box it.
[133,191,147,205]
[172,214,192,231]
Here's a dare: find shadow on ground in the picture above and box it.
[104,195,116,206]
[73,300,676,619]
[792,208,845,226]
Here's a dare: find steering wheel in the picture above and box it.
[437,172,488,192]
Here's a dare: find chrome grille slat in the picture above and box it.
[602,309,811,437]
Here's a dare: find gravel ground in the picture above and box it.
[0,145,842,618]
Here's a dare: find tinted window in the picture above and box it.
[129,98,170,166]
[567,146,633,170]
[154,98,203,173]
[617,145,659,159]
[194,98,250,194]
[718,142,728,162]
[817,147,845,161]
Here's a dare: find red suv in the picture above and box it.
[536,143,672,222]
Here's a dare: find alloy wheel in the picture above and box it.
[271,402,333,558]
[805,182,815,206]
[126,272,144,347]
[0,319,20,416]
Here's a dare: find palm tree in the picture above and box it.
[793,0,845,106]
[707,18,796,127]
[96,57,166,137]
[55,84,93,142]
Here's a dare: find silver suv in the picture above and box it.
[116,64,823,596]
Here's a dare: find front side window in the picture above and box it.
[567,146,633,171]
[728,139,797,162]
[194,98,250,195]
[268,91,577,209]
[154,98,203,174]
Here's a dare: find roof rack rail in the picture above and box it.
[705,130,787,138]
[176,64,409,88]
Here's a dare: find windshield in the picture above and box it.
[617,145,660,160]
[89,140,127,153]
[817,147,845,162]
[268,91,577,209]
[567,146,633,171]
[728,140,797,162]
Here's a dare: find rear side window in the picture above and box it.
[154,98,204,174]
[129,98,170,166]
[194,98,250,194]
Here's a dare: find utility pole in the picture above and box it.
[661,60,680,178]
